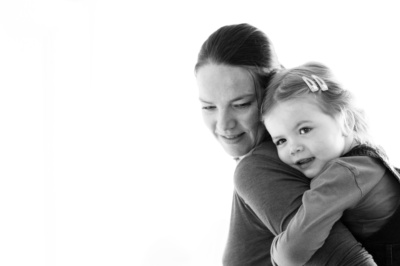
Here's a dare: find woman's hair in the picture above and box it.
[261,62,373,147]
[194,23,281,107]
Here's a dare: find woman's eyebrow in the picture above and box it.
[199,94,255,104]
[199,93,254,104]
[230,94,255,102]
[199,98,212,104]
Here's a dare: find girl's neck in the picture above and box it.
[343,134,358,156]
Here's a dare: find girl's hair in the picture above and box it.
[194,23,281,107]
[261,62,373,147]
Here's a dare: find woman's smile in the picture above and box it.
[197,64,265,157]
[218,132,245,143]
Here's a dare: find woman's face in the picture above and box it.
[196,64,265,157]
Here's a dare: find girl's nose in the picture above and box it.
[290,144,304,156]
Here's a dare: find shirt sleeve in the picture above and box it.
[270,159,381,266]
[223,191,275,266]
[235,142,376,266]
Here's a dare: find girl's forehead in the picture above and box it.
[267,95,326,119]
[280,95,320,109]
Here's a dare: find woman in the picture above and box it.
[195,23,376,265]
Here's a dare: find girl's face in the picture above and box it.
[263,95,348,178]
[196,64,265,158]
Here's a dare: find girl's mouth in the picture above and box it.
[296,157,315,169]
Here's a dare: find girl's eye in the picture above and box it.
[202,106,216,111]
[299,127,312,134]
[275,139,286,146]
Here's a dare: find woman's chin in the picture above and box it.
[221,144,249,158]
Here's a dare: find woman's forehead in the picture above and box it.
[197,64,255,102]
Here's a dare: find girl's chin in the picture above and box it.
[303,168,322,179]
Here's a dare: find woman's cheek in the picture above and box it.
[202,113,215,132]
[247,106,261,129]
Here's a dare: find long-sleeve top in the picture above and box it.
[271,152,400,266]
[223,140,376,266]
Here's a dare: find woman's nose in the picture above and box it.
[217,109,236,131]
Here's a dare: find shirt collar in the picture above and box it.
[234,147,256,164]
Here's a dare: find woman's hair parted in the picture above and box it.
[261,62,373,147]
[194,23,281,107]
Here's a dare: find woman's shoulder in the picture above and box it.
[236,141,282,175]
[240,141,280,163]
[234,140,307,191]
[233,140,310,233]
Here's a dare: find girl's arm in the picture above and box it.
[235,142,376,266]
[270,157,383,266]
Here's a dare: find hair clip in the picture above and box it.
[311,75,329,91]
[302,76,319,92]
[262,67,270,73]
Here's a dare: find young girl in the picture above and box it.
[261,62,400,266]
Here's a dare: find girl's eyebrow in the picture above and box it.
[271,135,282,142]
[293,120,312,129]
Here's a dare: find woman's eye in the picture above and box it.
[202,106,216,111]
[299,127,312,134]
[275,139,286,146]
[234,102,251,109]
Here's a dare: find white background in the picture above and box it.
[1,1,399,265]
